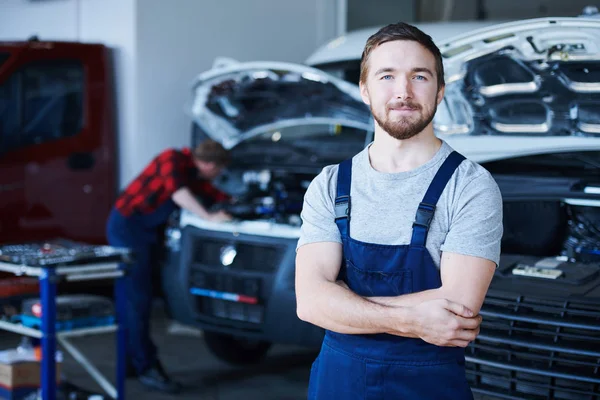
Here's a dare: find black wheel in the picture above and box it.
[203,331,272,365]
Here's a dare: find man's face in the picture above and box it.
[360,40,444,140]
[195,160,223,180]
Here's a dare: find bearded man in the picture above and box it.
[295,22,503,400]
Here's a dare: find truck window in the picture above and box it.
[0,71,20,150]
[0,60,84,151]
[22,61,84,145]
[0,53,8,68]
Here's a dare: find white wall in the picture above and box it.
[79,0,138,189]
[0,0,79,40]
[132,0,341,185]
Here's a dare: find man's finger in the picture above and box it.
[455,328,479,342]
[455,315,482,330]
[447,340,472,348]
[442,300,474,318]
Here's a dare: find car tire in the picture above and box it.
[203,331,272,365]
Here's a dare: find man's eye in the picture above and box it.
[381,75,393,80]
[414,75,426,81]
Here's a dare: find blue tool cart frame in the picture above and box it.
[0,257,129,400]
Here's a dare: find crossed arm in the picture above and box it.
[295,242,495,347]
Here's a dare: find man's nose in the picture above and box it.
[393,76,413,100]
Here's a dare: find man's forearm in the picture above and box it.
[334,279,445,309]
[172,187,210,219]
[367,288,445,308]
[365,289,445,336]
[297,280,416,336]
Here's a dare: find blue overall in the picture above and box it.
[106,199,177,374]
[308,151,474,400]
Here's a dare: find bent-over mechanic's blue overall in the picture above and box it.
[308,151,474,400]
[106,199,177,373]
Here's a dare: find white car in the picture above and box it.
[162,15,600,400]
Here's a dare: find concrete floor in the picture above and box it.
[1,304,502,400]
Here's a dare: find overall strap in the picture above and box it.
[410,151,466,247]
[334,158,352,240]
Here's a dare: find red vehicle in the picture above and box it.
[0,38,117,245]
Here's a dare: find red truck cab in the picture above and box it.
[0,38,117,245]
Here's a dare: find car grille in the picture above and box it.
[193,238,281,273]
[466,293,600,399]
[187,235,287,327]
[196,297,264,325]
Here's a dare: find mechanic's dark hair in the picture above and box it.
[360,22,445,90]
[193,139,230,167]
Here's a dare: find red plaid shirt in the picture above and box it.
[115,148,229,217]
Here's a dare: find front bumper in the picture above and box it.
[466,254,600,399]
[161,224,324,347]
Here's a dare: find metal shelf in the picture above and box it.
[0,320,117,339]
[0,261,123,281]
[0,255,128,400]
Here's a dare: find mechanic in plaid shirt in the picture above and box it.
[106,139,232,394]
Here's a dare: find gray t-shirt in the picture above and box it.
[297,141,503,267]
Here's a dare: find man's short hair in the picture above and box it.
[193,139,230,167]
[360,22,445,90]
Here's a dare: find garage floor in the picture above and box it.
[1,302,501,400]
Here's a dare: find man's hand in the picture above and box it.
[206,210,233,222]
[402,298,481,347]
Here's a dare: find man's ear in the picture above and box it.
[360,81,370,106]
[436,84,445,105]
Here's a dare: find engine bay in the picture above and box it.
[562,203,600,263]
[211,168,315,227]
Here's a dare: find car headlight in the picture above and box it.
[165,227,181,252]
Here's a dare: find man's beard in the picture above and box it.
[371,100,437,140]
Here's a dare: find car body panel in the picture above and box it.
[305,21,510,67]
[188,60,373,150]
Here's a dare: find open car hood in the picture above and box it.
[434,17,600,161]
[190,17,600,162]
[188,59,372,149]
